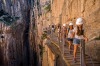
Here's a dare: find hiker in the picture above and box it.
[62,24,67,38]
[67,22,74,54]
[73,18,88,62]
[52,25,55,32]
[57,24,61,42]
[48,24,51,34]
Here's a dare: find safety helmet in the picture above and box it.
[76,18,84,25]
[69,22,73,26]
[63,24,66,26]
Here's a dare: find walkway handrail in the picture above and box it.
[80,39,86,66]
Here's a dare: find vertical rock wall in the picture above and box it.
[51,0,100,62]
[0,0,41,66]
[51,0,100,39]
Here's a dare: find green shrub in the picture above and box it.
[0,10,8,17]
[39,45,44,58]
[41,33,47,40]
[0,10,20,26]
[44,4,51,12]
[0,30,3,34]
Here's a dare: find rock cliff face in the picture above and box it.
[0,0,100,66]
[0,0,41,66]
[39,0,100,63]
[39,0,100,39]
[51,0,100,39]
[51,0,100,62]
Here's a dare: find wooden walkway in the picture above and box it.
[48,33,100,66]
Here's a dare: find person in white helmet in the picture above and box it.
[61,24,67,43]
[52,25,55,32]
[63,24,67,37]
[67,22,74,54]
[73,18,88,62]
[63,24,66,27]
[57,24,61,42]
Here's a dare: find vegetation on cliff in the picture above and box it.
[0,10,19,26]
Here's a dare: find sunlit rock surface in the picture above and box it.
[39,0,100,62]
[0,0,40,66]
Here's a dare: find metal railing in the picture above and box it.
[49,26,99,66]
[80,39,86,66]
[60,28,87,66]
[85,39,99,66]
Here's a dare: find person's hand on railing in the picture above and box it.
[83,35,88,42]
[84,37,88,42]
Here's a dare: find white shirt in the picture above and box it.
[58,29,60,32]
[68,29,74,38]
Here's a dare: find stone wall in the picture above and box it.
[51,0,100,62]
[39,0,100,62]
[0,0,41,66]
[51,0,100,39]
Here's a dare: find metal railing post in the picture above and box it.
[58,30,60,45]
[62,33,64,55]
[62,27,66,56]
[80,39,86,66]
